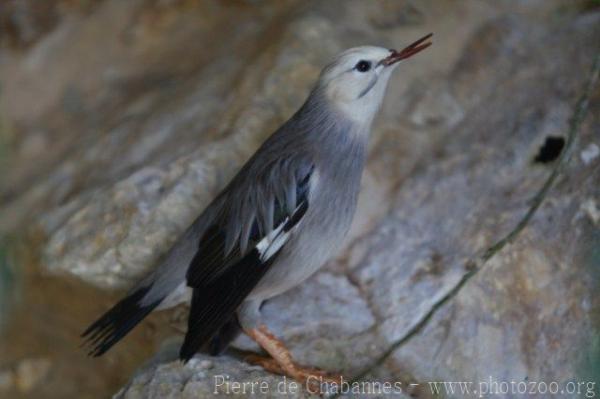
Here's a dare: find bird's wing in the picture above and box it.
[179,154,314,361]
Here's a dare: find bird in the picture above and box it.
[82,33,433,384]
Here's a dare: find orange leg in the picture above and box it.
[244,325,343,391]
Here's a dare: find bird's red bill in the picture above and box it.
[382,33,433,66]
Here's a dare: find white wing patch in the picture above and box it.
[255,202,306,262]
[255,218,290,262]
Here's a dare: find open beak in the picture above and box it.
[380,33,433,67]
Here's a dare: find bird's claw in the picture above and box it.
[246,353,342,393]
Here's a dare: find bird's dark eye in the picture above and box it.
[355,60,371,72]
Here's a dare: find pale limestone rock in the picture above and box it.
[1,0,599,397]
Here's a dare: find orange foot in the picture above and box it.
[245,325,343,392]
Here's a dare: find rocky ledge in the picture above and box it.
[2,0,599,397]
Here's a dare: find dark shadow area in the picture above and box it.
[534,136,565,163]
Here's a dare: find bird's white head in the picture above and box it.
[318,34,432,127]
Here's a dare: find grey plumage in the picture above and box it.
[82,36,433,362]
[150,86,363,305]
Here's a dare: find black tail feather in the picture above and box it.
[82,285,163,357]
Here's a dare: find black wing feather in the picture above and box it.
[186,225,241,288]
[207,314,242,356]
[179,246,281,361]
[185,163,313,288]
[179,172,311,361]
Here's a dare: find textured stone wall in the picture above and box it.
[1,1,599,397]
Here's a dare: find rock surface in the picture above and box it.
[114,351,307,399]
[0,357,52,394]
[2,0,600,398]
[114,347,412,399]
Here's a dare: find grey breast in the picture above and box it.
[247,92,369,301]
